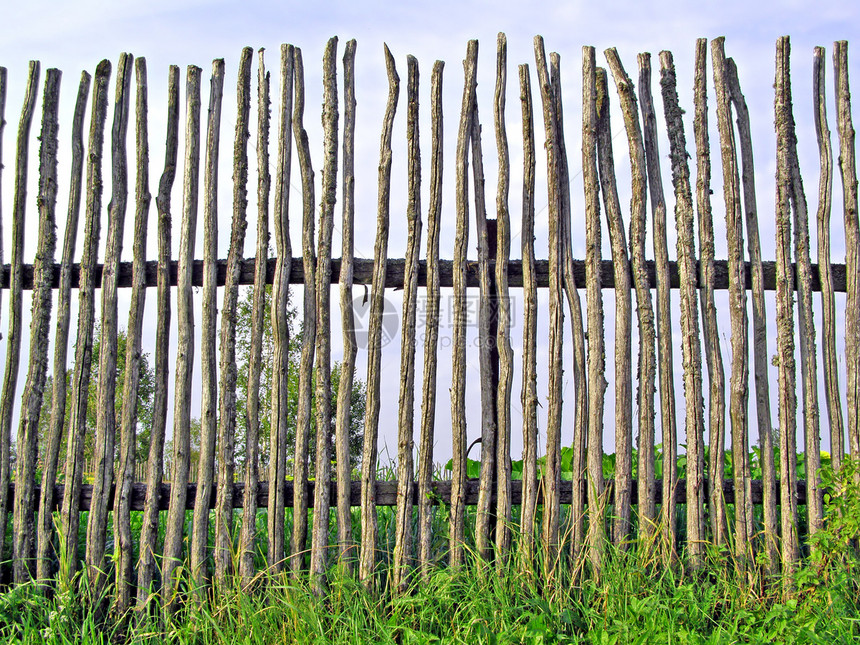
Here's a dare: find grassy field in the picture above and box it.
[0,457,858,643]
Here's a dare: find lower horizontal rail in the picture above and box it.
[12,478,811,512]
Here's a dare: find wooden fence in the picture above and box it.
[0,33,856,609]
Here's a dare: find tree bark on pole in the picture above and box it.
[659,51,706,568]
[448,40,476,572]
[0,61,39,566]
[60,60,109,591]
[640,53,678,563]
[336,39,358,568]
[114,57,150,611]
[214,47,253,586]
[814,47,844,473]
[137,64,177,607]
[602,50,634,548]
[393,53,421,593]
[268,44,294,574]
[775,36,799,574]
[290,47,316,577]
[725,57,778,573]
[39,70,89,588]
[834,41,859,461]
[417,59,443,579]
[693,39,728,546]
[311,37,339,594]
[14,67,59,584]
[582,48,606,577]
[240,48,270,586]
[190,58,225,594]
[359,44,399,587]
[162,64,201,615]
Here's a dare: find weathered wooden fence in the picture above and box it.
[0,33,856,608]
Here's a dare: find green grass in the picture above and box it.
[1,457,859,643]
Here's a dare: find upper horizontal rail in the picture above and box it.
[0,257,847,292]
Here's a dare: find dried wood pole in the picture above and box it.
[240,48,270,586]
[38,70,89,587]
[336,39,358,567]
[781,39,823,538]
[449,41,477,571]
[13,66,59,583]
[393,53,421,592]
[494,33,515,561]
[190,58,225,593]
[552,54,589,561]
[774,36,799,573]
[60,59,109,588]
[162,64,202,612]
[518,62,539,568]
[640,53,678,561]
[291,46,316,577]
[814,47,844,473]
[0,61,39,563]
[582,47,606,576]
[712,38,753,567]
[602,50,634,547]
[311,37,339,594]
[726,57,778,572]
[87,54,132,601]
[268,44,294,573]
[834,41,859,461]
[359,44,399,587]
[470,75,497,567]
[534,36,563,565]
[694,39,727,545]
[114,57,150,611]
[137,64,178,607]
[417,59,444,578]
[659,51,705,568]
[215,47,254,586]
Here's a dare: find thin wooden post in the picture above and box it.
[162,64,202,614]
[533,37,563,565]
[834,41,859,461]
[336,39,358,567]
[583,47,606,576]
[694,39,728,546]
[393,52,421,592]
[114,57,150,611]
[774,36,799,574]
[13,66,59,584]
[552,54,589,563]
[659,50,706,568]
[290,46,316,577]
[417,59,444,578]
[494,33,514,562]
[39,70,89,587]
[725,57,778,573]
[137,64,178,608]
[712,38,753,567]
[310,37,339,594]
[359,44,399,586]
[602,50,635,547]
[268,44,294,573]
[190,58,225,593]
[240,47,269,586]
[518,62,539,568]
[215,46,254,586]
[814,47,844,473]
[448,40,476,572]
[0,61,39,567]
[60,59,109,589]
[640,53,679,562]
